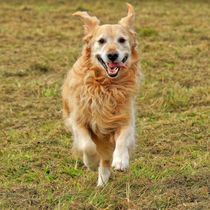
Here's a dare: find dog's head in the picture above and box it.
[73,3,137,78]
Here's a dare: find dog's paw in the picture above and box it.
[112,149,129,171]
[97,167,111,187]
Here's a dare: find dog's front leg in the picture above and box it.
[112,125,135,171]
[71,124,99,171]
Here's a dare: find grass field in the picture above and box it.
[0,0,210,209]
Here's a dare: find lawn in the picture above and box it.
[0,0,209,209]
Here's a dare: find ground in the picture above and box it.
[0,0,210,209]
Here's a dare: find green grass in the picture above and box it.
[0,0,210,209]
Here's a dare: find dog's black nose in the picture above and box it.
[107,53,119,62]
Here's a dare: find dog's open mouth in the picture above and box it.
[96,55,128,78]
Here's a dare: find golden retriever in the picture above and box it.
[62,3,140,186]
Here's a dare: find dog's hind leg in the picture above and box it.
[97,159,111,186]
[95,138,114,186]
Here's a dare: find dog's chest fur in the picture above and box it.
[76,77,131,135]
[71,71,134,135]
[64,56,139,136]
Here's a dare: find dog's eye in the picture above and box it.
[98,38,106,44]
[118,37,126,44]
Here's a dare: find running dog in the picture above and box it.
[62,3,140,186]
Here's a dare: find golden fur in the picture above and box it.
[62,3,140,186]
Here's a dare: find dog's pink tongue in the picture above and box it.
[108,62,126,68]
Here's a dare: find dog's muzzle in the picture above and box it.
[96,54,128,78]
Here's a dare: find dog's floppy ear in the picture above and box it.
[73,11,100,40]
[119,3,135,32]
